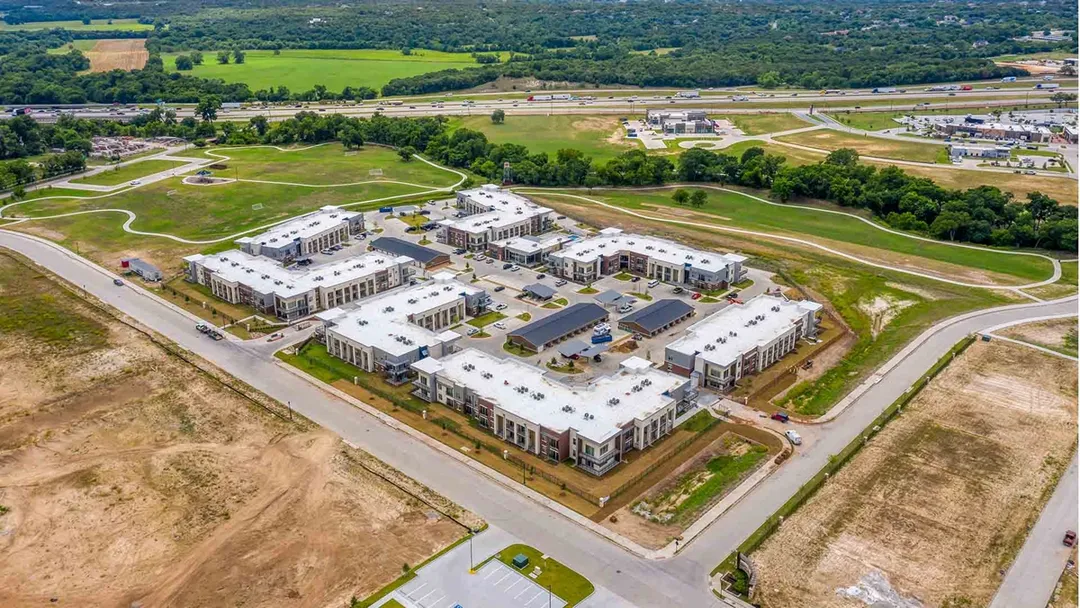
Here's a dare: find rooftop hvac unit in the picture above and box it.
[383,306,395,313]
[645,246,654,250]
[219,257,229,262]
[627,241,635,245]
[701,258,711,264]
[333,271,341,276]
[408,298,418,304]
[314,276,324,281]
[231,262,240,267]
[357,319,368,325]
[261,275,270,279]
[270,238,278,243]
[481,372,493,379]
[642,379,651,386]
[246,269,254,273]
[608,398,621,406]
[274,280,283,285]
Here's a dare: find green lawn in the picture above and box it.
[722,140,825,166]
[494,544,594,607]
[47,39,98,54]
[207,145,459,186]
[448,115,635,162]
[162,48,507,93]
[664,442,768,522]
[467,311,507,328]
[528,189,1054,283]
[0,18,152,31]
[776,129,946,163]
[70,159,188,186]
[721,113,812,135]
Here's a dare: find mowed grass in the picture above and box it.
[71,159,189,186]
[161,48,503,92]
[720,113,812,135]
[47,39,98,54]
[493,544,594,607]
[529,189,1054,282]
[448,115,635,162]
[207,144,459,186]
[777,128,947,163]
[0,18,151,31]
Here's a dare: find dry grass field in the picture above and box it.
[752,340,1077,608]
[0,250,472,607]
[999,317,1078,358]
[83,39,148,72]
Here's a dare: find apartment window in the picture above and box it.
[584,445,595,456]
[599,444,608,456]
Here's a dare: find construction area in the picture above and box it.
[0,251,475,607]
[750,339,1078,608]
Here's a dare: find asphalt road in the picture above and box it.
[990,453,1079,608]
[1,229,1075,608]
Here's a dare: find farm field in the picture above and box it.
[776,128,947,163]
[448,115,637,161]
[71,158,188,186]
[0,250,473,607]
[46,39,97,53]
[751,340,1077,608]
[0,18,152,31]
[162,48,505,93]
[525,188,1055,283]
[82,39,148,72]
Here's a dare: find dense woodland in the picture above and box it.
[7,110,1072,252]
[0,0,1075,102]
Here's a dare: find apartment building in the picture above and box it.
[486,233,568,267]
[411,350,695,476]
[438,185,555,251]
[183,249,415,321]
[318,272,488,384]
[665,294,822,391]
[235,205,364,261]
[548,228,747,290]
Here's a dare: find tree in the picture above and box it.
[174,55,194,71]
[689,189,708,208]
[233,49,246,64]
[398,146,417,161]
[757,71,781,89]
[1061,64,1077,77]
[216,51,230,65]
[190,51,204,65]
[81,17,91,25]
[1050,92,1077,108]
[672,188,690,205]
[249,115,269,136]
[826,148,859,167]
[196,95,222,122]
[491,109,505,124]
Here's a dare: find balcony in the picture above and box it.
[577,452,619,476]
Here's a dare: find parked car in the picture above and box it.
[195,324,209,333]
[771,412,790,423]
[617,303,633,313]
[454,248,467,255]
[493,321,507,330]
[510,265,520,272]
[267,332,284,342]
[785,430,803,446]
[466,327,479,336]
[536,273,546,280]
[495,303,508,311]
[648,279,660,288]
[555,279,567,287]
[503,263,513,270]
[494,285,505,292]
[1065,530,1077,547]
[672,286,684,294]
[631,276,641,283]
[475,255,487,261]
[691,292,702,300]
[112,278,124,286]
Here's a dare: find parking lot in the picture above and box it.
[393,560,568,608]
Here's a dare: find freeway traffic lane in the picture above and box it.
[990,454,1079,608]
[0,230,721,608]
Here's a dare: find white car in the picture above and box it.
[495,303,508,311]
[510,265,520,272]
[648,279,660,288]
[493,321,507,330]
[466,327,479,336]
[130,180,141,185]
[475,255,487,261]
[785,430,803,446]
[617,304,633,313]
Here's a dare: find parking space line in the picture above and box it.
[524,590,544,606]
[494,572,511,587]
[423,593,445,608]
[514,585,532,599]
[405,583,428,599]
[484,564,504,580]
[416,588,437,604]
[504,579,523,593]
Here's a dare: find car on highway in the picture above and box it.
[785,430,803,446]
[112,278,124,286]
[493,321,507,330]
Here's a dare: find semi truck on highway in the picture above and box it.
[1035,83,1060,89]
[527,94,572,102]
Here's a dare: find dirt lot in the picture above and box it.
[84,38,148,72]
[1000,317,1078,357]
[0,251,471,607]
[752,340,1077,608]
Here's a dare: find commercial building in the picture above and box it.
[548,228,747,290]
[507,302,608,353]
[947,143,1011,159]
[618,299,695,337]
[318,272,488,384]
[645,109,713,135]
[934,121,1052,143]
[370,237,450,269]
[486,234,568,267]
[438,185,556,251]
[665,295,822,391]
[183,249,415,321]
[411,349,696,475]
[235,206,364,261]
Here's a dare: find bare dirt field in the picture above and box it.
[85,39,148,72]
[752,340,1078,608]
[0,250,472,607]
[999,316,1078,358]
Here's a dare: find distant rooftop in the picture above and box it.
[509,302,607,348]
[441,185,552,234]
[370,237,447,265]
[619,299,694,334]
[553,229,746,272]
[235,205,359,246]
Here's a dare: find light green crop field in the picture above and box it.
[162,48,507,92]
[71,159,189,186]
[527,189,1055,282]
[448,115,637,161]
[12,145,459,240]
[776,129,947,163]
[0,18,152,31]
[46,39,98,54]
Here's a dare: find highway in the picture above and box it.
[1,227,1075,608]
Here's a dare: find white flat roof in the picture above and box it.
[323,274,480,357]
[417,349,685,444]
[492,233,568,253]
[235,205,359,246]
[184,249,411,298]
[554,229,747,271]
[445,186,552,234]
[668,295,822,367]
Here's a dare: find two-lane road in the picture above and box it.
[1,228,1075,608]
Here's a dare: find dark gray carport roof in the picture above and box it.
[618,299,694,333]
[509,302,607,348]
